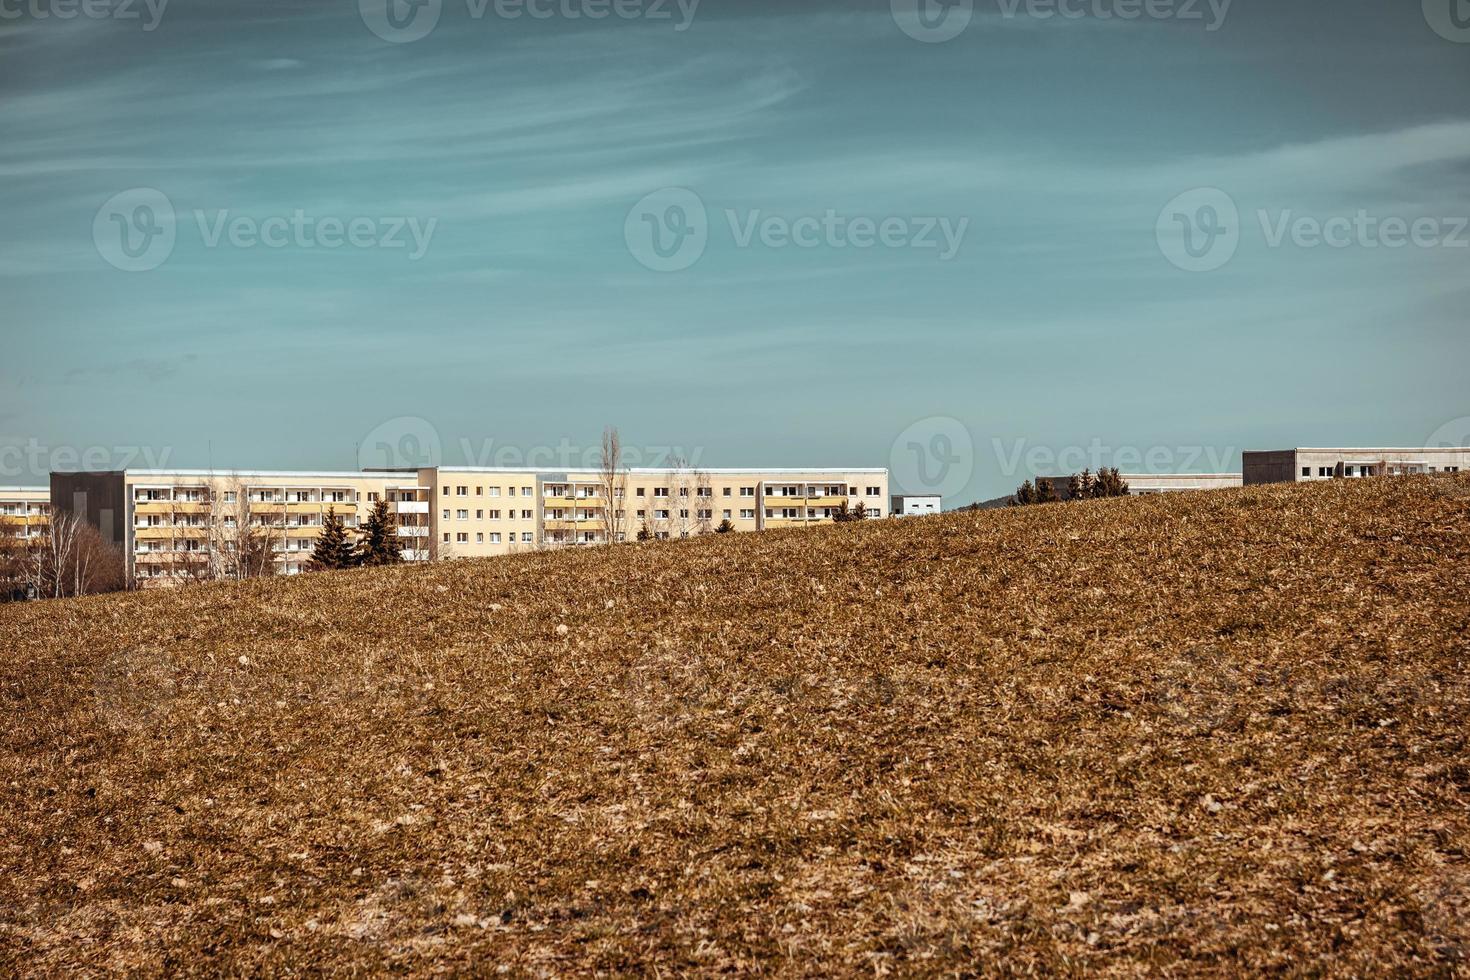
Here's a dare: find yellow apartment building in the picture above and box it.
[51,466,889,587]
[0,487,50,541]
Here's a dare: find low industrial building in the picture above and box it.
[1243,448,1469,484]
[891,494,942,516]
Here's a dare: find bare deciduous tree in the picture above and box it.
[599,425,630,545]
[23,512,125,599]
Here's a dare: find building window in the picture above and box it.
[457,532,468,543]
[489,487,501,497]
[476,532,484,543]
[723,510,732,519]
[741,509,755,519]
[442,487,450,496]
[442,532,450,543]
[722,487,732,497]
[741,487,754,497]
[1302,467,1311,477]
[489,510,501,519]
[489,533,502,543]
[522,532,533,542]
[442,509,451,520]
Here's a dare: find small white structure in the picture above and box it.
[891,494,942,516]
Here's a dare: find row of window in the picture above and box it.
[446,531,537,544]
[447,486,535,497]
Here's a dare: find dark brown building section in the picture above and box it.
[50,471,128,547]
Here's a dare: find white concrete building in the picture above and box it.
[1243,448,1470,485]
[1121,473,1242,495]
[891,494,942,516]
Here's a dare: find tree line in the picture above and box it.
[1013,468,1130,506]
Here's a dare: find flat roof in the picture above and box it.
[115,469,414,479]
[440,467,889,475]
[1249,447,1470,454]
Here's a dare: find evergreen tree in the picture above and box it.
[1078,469,1095,499]
[308,507,355,571]
[356,499,403,566]
[1066,473,1083,501]
[851,500,869,520]
[715,518,736,533]
[830,499,853,523]
[1036,478,1059,504]
[1014,480,1037,506]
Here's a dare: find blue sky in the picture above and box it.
[2,0,1467,502]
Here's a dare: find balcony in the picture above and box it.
[763,517,815,530]
[397,526,429,537]
[395,501,429,515]
[763,495,847,509]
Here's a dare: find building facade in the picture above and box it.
[892,494,942,516]
[51,466,889,587]
[1121,473,1243,495]
[0,486,50,542]
[1243,449,1470,485]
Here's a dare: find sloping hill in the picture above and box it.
[2,478,1468,975]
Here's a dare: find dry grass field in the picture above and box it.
[2,477,1468,976]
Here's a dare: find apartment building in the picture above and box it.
[51,466,889,586]
[1243,448,1470,485]
[51,470,432,587]
[420,467,889,558]
[0,486,50,543]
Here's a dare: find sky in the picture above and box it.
[1,0,1467,503]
